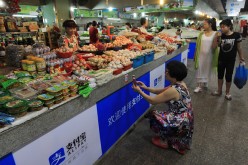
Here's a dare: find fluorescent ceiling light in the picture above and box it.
[194,10,199,14]
[237,0,243,1]
[0,0,4,7]
[107,18,121,20]
[70,7,76,12]
[160,0,164,5]
[13,14,37,18]
[108,7,113,11]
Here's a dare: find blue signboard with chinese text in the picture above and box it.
[97,73,150,154]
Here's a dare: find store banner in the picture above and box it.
[150,64,166,96]
[181,50,189,66]
[0,153,16,165]
[12,105,102,165]
[19,5,39,15]
[97,73,150,154]
[226,1,245,9]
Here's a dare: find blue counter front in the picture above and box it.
[0,46,188,165]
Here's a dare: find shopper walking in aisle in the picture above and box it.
[58,20,79,51]
[212,19,245,100]
[194,18,219,93]
[132,61,193,155]
[89,21,99,44]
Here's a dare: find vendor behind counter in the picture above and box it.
[58,20,79,51]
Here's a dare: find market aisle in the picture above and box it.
[96,39,248,165]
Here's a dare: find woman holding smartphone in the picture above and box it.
[132,61,193,154]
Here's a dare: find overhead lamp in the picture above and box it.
[237,0,243,1]
[0,0,5,7]
[108,7,113,11]
[133,13,137,18]
[70,7,76,12]
[141,12,145,17]
[174,17,176,20]
[194,10,199,14]
[107,18,121,20]
[13,14,38,18]
[160,0,164,5]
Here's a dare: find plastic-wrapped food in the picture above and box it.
[46,86,63,96]
[18,76,33,84]
[37,94,54,104]
[54,97,64,104]
[6,45,25,67]
[11,86,38,100]
[0,95,15,105]
[4,99,28,117]
[28,100,44,111]
[0,112,15,126]
[1,79,23,90]
[28,80,51,92]
[14,71,31,78]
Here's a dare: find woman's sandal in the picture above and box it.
[225,94,232,101]
[211,91,222,96]
[151,136,168,149]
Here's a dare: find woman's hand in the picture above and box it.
[132,84,142,92]
[240,58,245,64]
[136,81,148,89]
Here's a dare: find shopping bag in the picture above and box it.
[234,64,248,89]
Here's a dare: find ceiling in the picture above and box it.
[17,0,248,16]
[19,0,46,6]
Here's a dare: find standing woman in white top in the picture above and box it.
[194,18,218,93]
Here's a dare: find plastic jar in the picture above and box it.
[35,58,46,71]
[26,61,36,72]
[21,60,28,71]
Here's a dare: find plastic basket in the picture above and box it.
[144,52,155,64]
[131,56,144,69]
[113,68,123,75]
[56,52,73,58]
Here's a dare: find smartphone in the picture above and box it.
[132,75,137,86]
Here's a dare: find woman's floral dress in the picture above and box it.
[149,84,194,154]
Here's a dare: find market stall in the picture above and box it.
[0,31,189,164]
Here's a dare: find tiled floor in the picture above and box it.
[96,39,248,165]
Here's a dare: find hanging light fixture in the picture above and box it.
[160,0,164,5]
[0,0,5,7]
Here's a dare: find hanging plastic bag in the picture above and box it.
[234,63,247,89]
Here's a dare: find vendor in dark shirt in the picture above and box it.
[89,21,99,44]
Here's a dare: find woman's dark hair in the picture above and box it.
[63,20,78,28]
[92,21,97,27]
[166,61,187,81]
[205,18,217,31]
[220,19,233,30]
[140,18,147,26]
[126,23,132,28]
